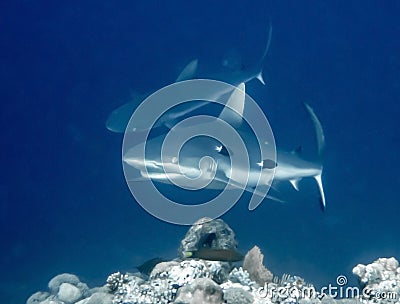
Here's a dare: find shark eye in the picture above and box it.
[215,145,230,156]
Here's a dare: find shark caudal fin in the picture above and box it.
[304,102,327,210]
[313,173,326,210]
[254,23,272,85]
[303,102,326,157]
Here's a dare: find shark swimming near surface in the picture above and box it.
[106,25,273,133]
[123,83,327,210]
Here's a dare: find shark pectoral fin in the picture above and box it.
[253,182,281,194]
[313,173,326,211]
[266,194,285,204]
[215,175,256,195]
[251,186,284,202]
[289,178,301,191]
[248,188,284,211]
[175,59,198,82]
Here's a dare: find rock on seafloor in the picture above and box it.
[223,287,254,304]
[58,283,83,303]
[26,292,50,304]
[27,218,400,304]
[178,217,238,259]
[26,272,111,304]
[174,278,223,304]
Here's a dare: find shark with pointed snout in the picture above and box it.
[123,83,327,210]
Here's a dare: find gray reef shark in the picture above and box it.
[106,26,272,133]
[123,83,327,210]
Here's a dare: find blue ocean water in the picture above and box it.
[1,1,399,303]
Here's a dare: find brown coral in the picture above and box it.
[242,246,273,286]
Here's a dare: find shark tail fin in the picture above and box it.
[304,102,327,210]
[313,173,326,211]
[255,23,272,85]
[303,102,326,158]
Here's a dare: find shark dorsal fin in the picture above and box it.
[175,59,199,82]
[218,83,245,127]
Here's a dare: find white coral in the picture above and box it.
[229,267,255,287]
[112,260,213,304]
[169,260,211,286]
[352,257,400,304]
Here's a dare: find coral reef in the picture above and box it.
[26,291,50,304]
[26,273,111,304]
[353,257,400,304]
[243,246,273,286]
[178,217,238,259]
[223,287,254,304]
[57,283,82,303]
[174,278,223,304]
[27,218,399,304]
[107,272,130,292]
[48,274,81,294]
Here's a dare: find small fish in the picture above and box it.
[184,248,244,262]
[136,257,165,275]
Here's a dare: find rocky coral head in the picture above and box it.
[174,278,224,304]
[178,218,239,260]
